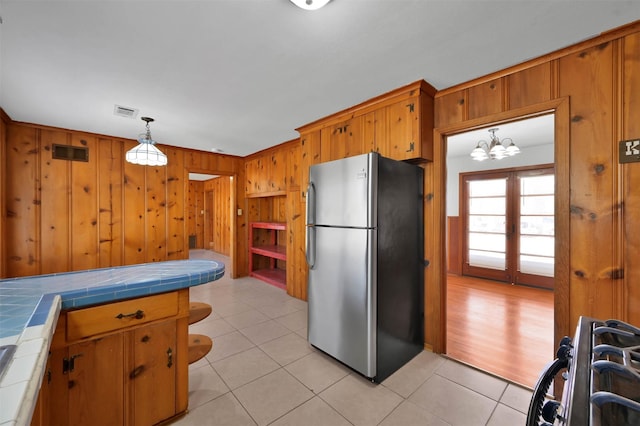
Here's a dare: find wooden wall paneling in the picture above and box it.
[286,140,301,193]
[5,124,40,277]
[245,157,263,195]
[467,78,505,120]
[0,112,6,277]
[204,176,232,256]
[145,164,167,262]
[269,148,287,194]
[623,32,640,325]
[363,112,376,156]
[434,90,466,128]
[286,192,307,300]
[446,216,461,275]
[559,41,617,328]
[97,138,124,268]
[39,129,71,274]
[166,147,186,260]
[123,141,147,265]
[299,130,321,202]
[70,133,98,271]
[508,62,553,109]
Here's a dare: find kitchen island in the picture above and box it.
[0,259,224,425]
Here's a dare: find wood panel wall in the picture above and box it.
[1,121,242,279]
[203,176,233,256]
[431,21,640,352]
[188,181,205,249]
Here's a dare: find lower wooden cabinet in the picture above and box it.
[32,290,189,426]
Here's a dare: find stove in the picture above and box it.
[527,316,640,426]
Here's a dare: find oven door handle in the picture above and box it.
[526,357,568,426]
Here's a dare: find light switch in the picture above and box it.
[237,208,243,216]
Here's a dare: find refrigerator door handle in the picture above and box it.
[306,182,316,268]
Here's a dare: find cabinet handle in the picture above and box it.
[129,365,145,379]
[115,309,144,320]
[167,348,173,368]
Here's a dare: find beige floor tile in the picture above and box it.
[205,330,255,363]
[294,326,307,339]
[486,403,527,425]
[255,301,301,319]
[274,310,308,331]
[382,350,446,398]
[436,359,508,401]
[189,317,235,338]
[187,364,230,409]
[171,392,256,426]
[212,301,255,317]
[239,319,291,345]
[212,347,279,390]
[224,309,270,329]
[233,369,314,426]
[408,374,496,426]
[188,354,210,371]
[284,352,351,394]
[319,374,403,426]
[259,332,315,366]
[500,383,533,413]
[378,400,450,426]
[269,396,351,426]
[242,293,291,309]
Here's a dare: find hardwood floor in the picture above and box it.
[446,274,554,389]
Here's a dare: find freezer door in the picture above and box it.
[307,153,377,228]
[307,226,376,378]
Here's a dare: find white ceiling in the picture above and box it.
[1,1,639,158]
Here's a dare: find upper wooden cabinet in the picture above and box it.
[296,79,436,164]
[245,147,288,197]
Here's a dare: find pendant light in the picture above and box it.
[470,128,520,161]
[125,117,167,166]
[290,0,331,11]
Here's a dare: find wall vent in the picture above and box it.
[113,104,139,118]
[52,144,89,162]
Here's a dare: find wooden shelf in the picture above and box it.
[249,222,287,289]
[249,268,287,290]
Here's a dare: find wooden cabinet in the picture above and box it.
[320,116,373,162]
[33,290,189,426]
[245,147,288,198]
[375,96,427,161]
[249,222,287,289]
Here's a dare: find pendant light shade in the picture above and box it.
[470,128,520,161]
[290,0,331,11]
[125,117,167,166]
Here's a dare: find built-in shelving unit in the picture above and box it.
[249,221,287,289]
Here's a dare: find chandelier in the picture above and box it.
[290,0,331,11]
[125,117,168,166]
[470,128,520,161]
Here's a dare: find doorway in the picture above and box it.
[444,113,556,387]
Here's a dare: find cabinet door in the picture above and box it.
[376,98,420,161]
[67,334,125,426]
[299,130,321,202]
[322,116,367,162]
[129,320,177,425]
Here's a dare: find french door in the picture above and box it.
[461,165,555,289]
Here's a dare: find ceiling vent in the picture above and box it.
[113,104,139,119]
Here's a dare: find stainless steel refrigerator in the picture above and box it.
[306,152,424,383]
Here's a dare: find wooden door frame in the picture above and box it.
[428,97,569,355]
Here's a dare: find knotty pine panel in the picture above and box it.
[204,176,232,256]
[559,41,617,327]
[434,90,466,128]
[299,130,321,202]
[98,138,124,268]
[188,180,204,249]
[145,165,167,263]
[5,125,39,277]
[123,141,147,266]
[286,192,307,300]
[40,129,71,274]
[467,78,505,120]
[623,32,640,325]
[286,140,301,192]
[268,148,287,195]
[70,133,99,271]
[0,112,6,278]
[166,147,186,260]
[508,62,554,109]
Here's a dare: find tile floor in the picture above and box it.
[172,250,533,426]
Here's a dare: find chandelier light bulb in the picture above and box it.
[290,0,331,11]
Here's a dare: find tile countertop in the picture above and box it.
[0,259,225,426]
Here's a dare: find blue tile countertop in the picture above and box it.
[0,259,225,426]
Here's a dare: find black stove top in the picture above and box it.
[527,317,640,426]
